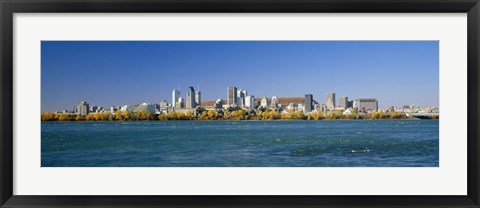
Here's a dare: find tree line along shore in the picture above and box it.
[41,108,439,121]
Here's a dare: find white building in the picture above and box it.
[326,93,336,111]
[176,97,185,109]
[271,96,279,108]
[134,103,156,114]
[74,101,89,116]
[120,105,129,112]
[172,89,180,109]
[261,97,269,108]
[245,95,255,108]
[297,103,305,112]
[236,89,247,107]
[287,103,298,111]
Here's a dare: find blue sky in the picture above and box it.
[41,41,438,112]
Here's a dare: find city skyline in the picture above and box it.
[41,41,439,112]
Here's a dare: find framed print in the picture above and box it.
[1,0,479,207]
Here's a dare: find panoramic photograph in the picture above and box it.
[41,41,439,167]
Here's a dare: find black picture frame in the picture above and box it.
[1,0,479,207]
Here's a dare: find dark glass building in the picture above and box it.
[305,94,313,112]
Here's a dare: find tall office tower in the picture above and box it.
[186,86,197,109]
[339,96,348,109]
[348,100,354,108]
[172,89,180,109]
[245,95,255,108]
[227,86,237,106]
[261,97,269,108]
[195,91,201,107]
[75,101,90,116]
[271,96,279,108]
[305,94,313,112]
[237,89,247,106]
[326,92,336,111]
[176,97,185,109]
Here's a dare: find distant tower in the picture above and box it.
[195,90,201,107]
[236,89,248,106]
[271,96,279,108]
[75,101,90,116]
[326,92,336,111]
[176,97,185,109]
[339,96,348,109]
[186,86,196,109]
[172,89,180,109]
[227,86,237,106]
[305,94,313,112]
[245,95,255,109]
[260,97,270,108]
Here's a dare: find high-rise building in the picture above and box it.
[90,106,98,112]
[195,91,201,107]
[305,94,313,112]
[347,100,354,108]
[237,89,247,106]
[176,97,185,109]
[215,99,224,109]
[326,92,336,111]
[186,86,196,109]
[227,86,237,106]
[271,96,279,108]
[245,95,255,109]
[172,89,180,109]
[354,98,378,113]
[75,101,90,116]
[339,96,348,109]
[260,97,269,108]
[160,100,169,112]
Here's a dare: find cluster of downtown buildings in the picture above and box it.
[60,85,438,117]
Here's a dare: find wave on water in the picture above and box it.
[291,146,328,156]
[350,149,371,153]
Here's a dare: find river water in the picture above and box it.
[41,120,439,167]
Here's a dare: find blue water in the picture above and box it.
[41,120,439,167]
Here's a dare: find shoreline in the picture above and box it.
[41,110,439,122]
[41,117,438,122]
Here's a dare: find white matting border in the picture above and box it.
[13,13,467,195]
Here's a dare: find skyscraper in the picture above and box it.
[271,96,279,108]
[186,86,196,109]
[326,92,336,111]
[305,94,313,112]
[261,97,269,108]
[227,86,237,106]
[75,101,90,116]
[195,91,201,107]
[172,89,180,109]
[237,89,247,106]
[176,97,185,109]
[245,95,255,109]
[339,96,348,109]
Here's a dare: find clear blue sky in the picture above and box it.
[41,41,438,112]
